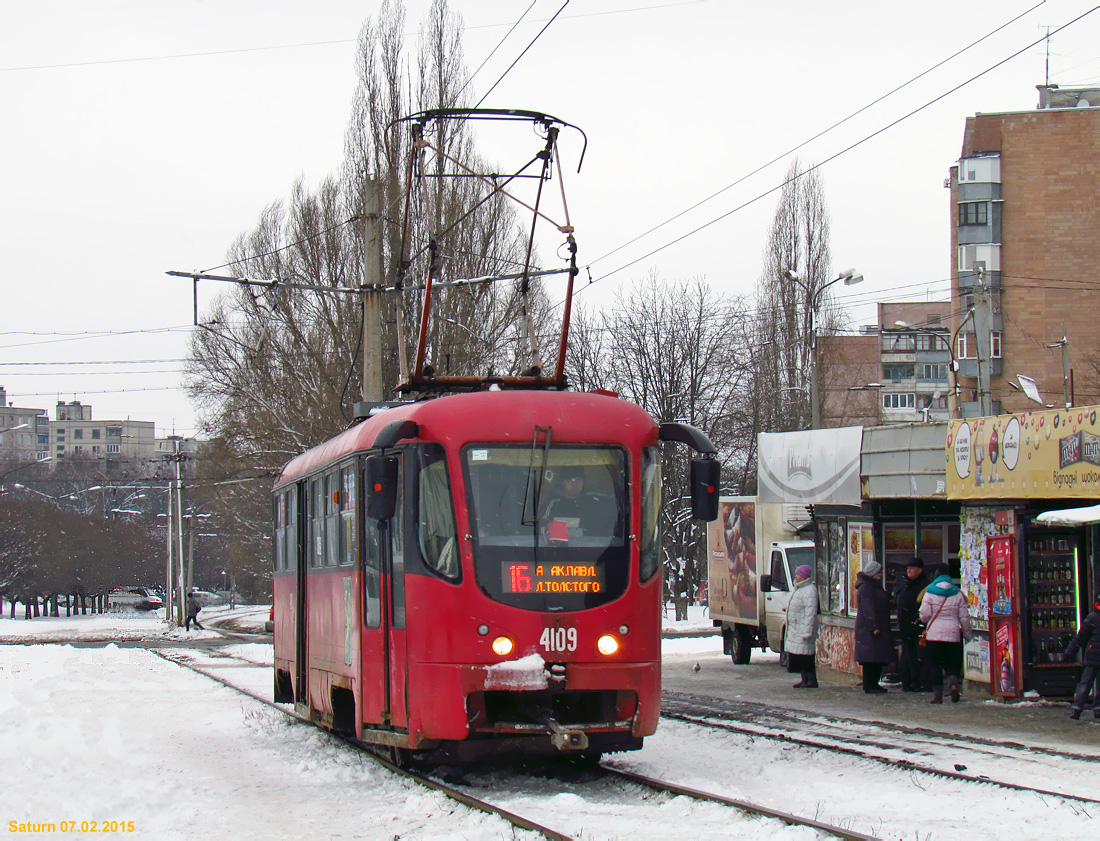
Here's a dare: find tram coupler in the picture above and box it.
[546,718,589,751]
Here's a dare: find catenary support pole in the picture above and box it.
[362,178,385,402]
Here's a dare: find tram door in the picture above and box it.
[294,480,308,705]
[360,458,408,730]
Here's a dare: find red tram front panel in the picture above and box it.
[274,390,670,757]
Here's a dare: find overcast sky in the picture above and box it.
[3,0,1098,439]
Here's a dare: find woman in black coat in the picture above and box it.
[855,561,893,694]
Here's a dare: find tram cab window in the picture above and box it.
[462,444,628,611]
[415,444,459,581]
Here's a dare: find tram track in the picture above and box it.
[663,690,1100,808]
[152,645,876,840]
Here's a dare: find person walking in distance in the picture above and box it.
[785,565,820,689]
[185,590,204,631]
[855,561,892,694]
[919,565,972,704]
[1065,593,1100,721]
[893,557,930,692]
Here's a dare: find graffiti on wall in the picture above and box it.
[816,624,855,674]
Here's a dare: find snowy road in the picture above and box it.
[3,609,1098,839]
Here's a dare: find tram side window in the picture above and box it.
[273,494,285,572]
[640,447,662,582]
[341,465,357,566]
[416,444,460,581]
[325,470,340,566]
[310,478,325,568]
[362,512,381,629]
[285,484,298,570]
[391,458,406,629]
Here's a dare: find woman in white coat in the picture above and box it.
[785,565,820,688]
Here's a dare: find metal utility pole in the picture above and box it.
[165,486,174,624]
[362,178,385,402]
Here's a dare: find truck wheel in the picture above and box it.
[731,625,752,665]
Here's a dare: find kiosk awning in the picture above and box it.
[1034,505,1100,526]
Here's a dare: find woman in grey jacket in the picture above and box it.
[785,565,820,688]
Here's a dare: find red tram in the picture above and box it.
[271,389,717,761]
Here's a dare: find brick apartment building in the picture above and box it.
[948,85,1100,417]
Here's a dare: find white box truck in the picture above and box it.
[706,497,815,664]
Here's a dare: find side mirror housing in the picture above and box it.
[365,454,399,520]
[760,573,772,593]
[690,456,720,521]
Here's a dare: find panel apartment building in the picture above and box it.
[949,85,1100,417]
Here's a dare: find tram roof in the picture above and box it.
[274,390,658,489]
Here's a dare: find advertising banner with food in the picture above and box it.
[707,498,757,622]
[947,405,1100,500]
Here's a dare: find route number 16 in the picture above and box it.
[541,627,577,652]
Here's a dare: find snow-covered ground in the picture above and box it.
[2,604,1094,840]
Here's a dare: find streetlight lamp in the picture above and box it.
[786,268,864,428]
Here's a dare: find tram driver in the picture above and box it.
[542,465,617,541]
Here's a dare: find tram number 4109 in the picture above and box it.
[541,626,577,652]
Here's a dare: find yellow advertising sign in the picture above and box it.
[946,406,1100,499]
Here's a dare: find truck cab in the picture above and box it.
[760,541,816,656]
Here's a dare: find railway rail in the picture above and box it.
[153,644,877,840]
[663,690,1100,808]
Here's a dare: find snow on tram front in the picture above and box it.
[270,388,718,762]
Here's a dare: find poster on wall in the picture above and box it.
[989,619,1021,697]
[987,535,1017,615]
[964,632,991,683]
[958,507,1012,633]
[847,524,861,616]
[947,406,1100,500]
[706,498,757,622]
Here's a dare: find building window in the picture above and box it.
[106,444,120,454]
[957,333,974,359]
[56,429,65,438]
[883,364,914,380]
[92,429,101,440]
[74,446,83,454]
[882,393,916,410]
[915,333,947,352]
[56,444,65,452]
[919,363,948,380]
[958,202,989,226]
[991,331,1002,358]
[92,445,101,454]
[882,333,915,352]
[106,426,122,438]
[74,429,83,440]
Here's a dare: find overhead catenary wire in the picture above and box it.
[575,5,1100,296]
[588,0,1048,270]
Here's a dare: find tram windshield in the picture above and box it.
[462,445,629,610]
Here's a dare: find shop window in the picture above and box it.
[815,520,845,614]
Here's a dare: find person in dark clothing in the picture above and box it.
[542,466,617,539]
[893,557,930,692]
[855,560,893,694]
[1065,594,1100,720]
[185,591,204,631]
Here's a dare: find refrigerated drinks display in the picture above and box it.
[1025,532,1084,695]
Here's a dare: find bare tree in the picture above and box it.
[753,159,838,431]
[567,274,755,615]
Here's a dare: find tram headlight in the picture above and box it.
[597,634,619,656]
[491,636,514,656]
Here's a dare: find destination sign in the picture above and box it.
[501,562,605,594]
